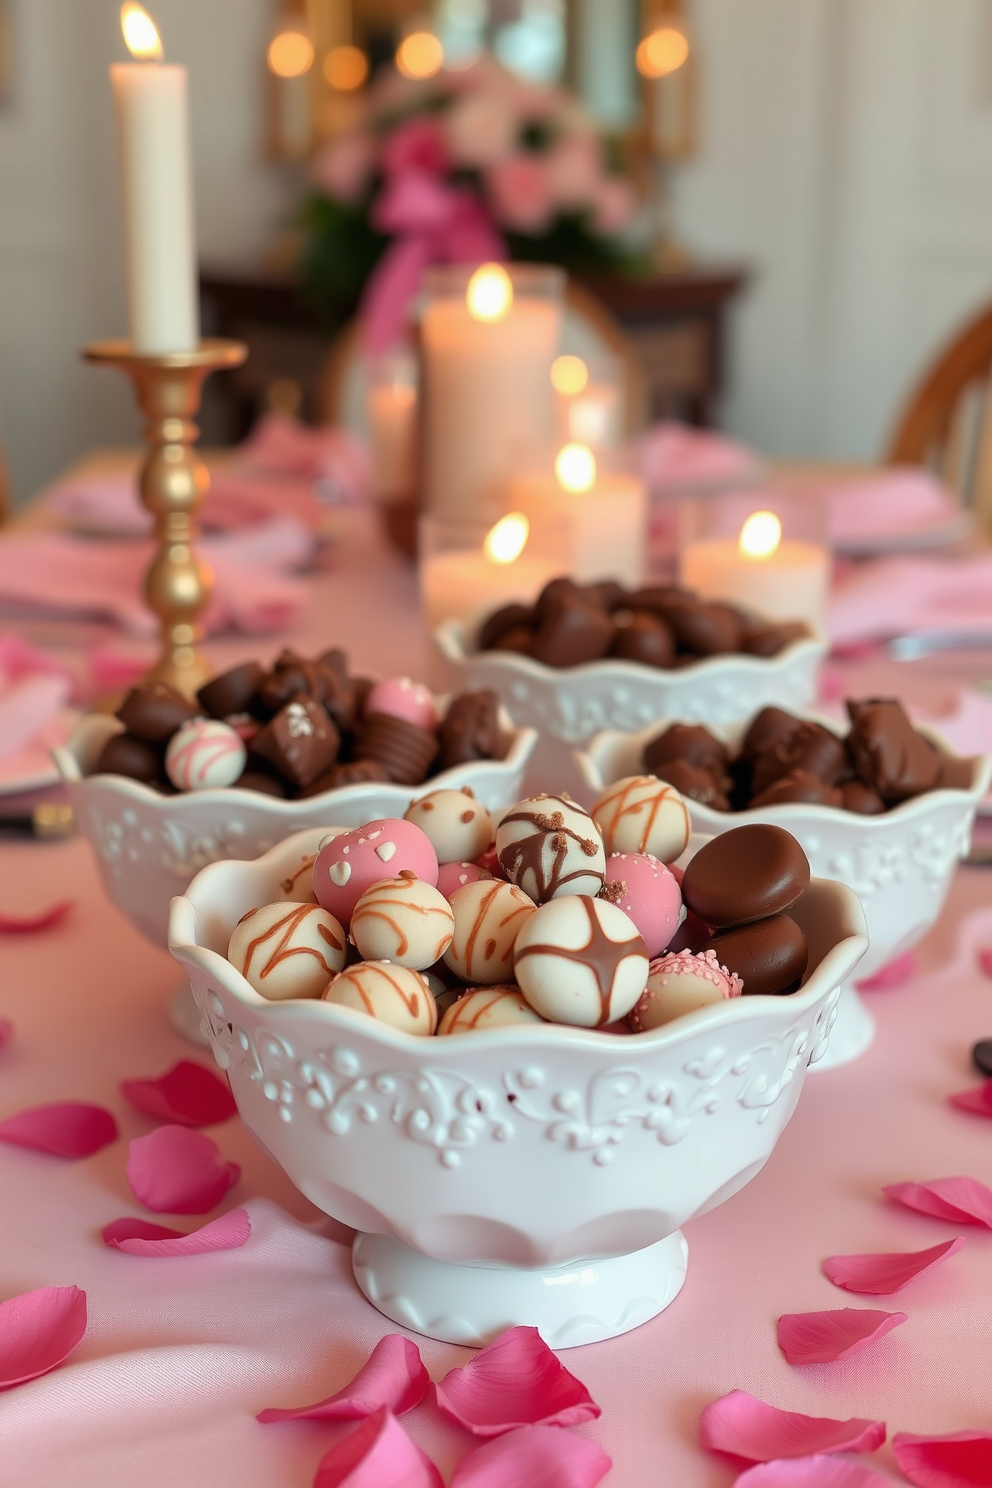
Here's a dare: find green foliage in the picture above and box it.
[297,193,389,326]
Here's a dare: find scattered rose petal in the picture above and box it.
[101,1208,250,1256]
[884,1177,992,1229]
[948,1083,992,1118]
[313,1406,442,1488]
[0,902,73,934]
[450,1425,612,1488]
[0,1018,12,1051]
[823,1238,964,1294]
[0,1285,87,1390]
[734,1456,890,1487]
[0,1102,117,1158]
[434,1326,600,1438]
[893,1430,992,1487]
[258,1335,428,1422]
[855,952,916,991]
[121,1060,237,1127]
[700,1391,886,1463]
[978,951,992,980]
[126,1125,240,1213]
[777,1308,907,1365]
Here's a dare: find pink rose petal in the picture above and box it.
[777,1308,907,1365]
[450,1425,612,1488]
[0,1285,87,1390]
[121,1060,237,1127]
[893,1430,992,1487]
[0,901,73,934]
[978,950,992,979]
[0,1018,12,1051]
[855,952,916,990]
[700,1390,886,1464]
[434,1326,600,1438]
[948,1083,992,1118]
[734,1456,890,1487]
[126,1124,240,1214]
[823,1238,964,1294]
[101,1208,250,1256]
[258,1334,428,1422]
[884,1177,992,1229]
[0,1102,117,1158]
[313,1406,442,1488]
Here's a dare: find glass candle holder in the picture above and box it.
[420,263,564,526]
[679,489,830,632]
[419,510,561,634]
[366,350,418,507]
[551,352,624,448]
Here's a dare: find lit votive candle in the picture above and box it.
[681,510,829,631]
[420,513,558,633]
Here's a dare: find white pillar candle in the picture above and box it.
[680,511,829,631]
[368,382,417,504]
[420,513,558,632]
[111,5,198,354]
[507,445,647,588]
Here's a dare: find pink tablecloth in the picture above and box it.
[3,511,992,1487]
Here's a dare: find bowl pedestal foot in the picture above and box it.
[168,979,211,1047]
[809,979,874,1071]
[351,1230,688,1349]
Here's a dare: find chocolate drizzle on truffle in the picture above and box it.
[238,904,343,983]
[497,796,602,900]
[514,896,646,1026]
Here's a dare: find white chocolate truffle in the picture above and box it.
[629,949,742,1031]
[438,987,546,1035]
[495,794,606,903]
[443,879,537,984]
[592,776,690,863]
[323,961,437,1035]
[350,873,455,970]
[228,901,346,1001]
[276,853,318,903]
[166,718,246,791]
[404,788,494,865]
[513,895,648,1028]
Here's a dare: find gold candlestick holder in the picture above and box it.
[83,338,248,697]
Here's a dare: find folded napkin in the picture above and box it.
[777,466,964,548]
[0,634,75,765]
[828,552,992,648]
[640,422,762,493]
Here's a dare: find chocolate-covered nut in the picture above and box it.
[742,621,810,657]
[610,611,676,668]
[644,723,729,777]
[654,758,731,810]
[752,720,847,794]
[257,648,357,729]
[251,696,340,788]
[236,769,289,798]
[479,603,535,651]
[667,599,743,656]
[95,730,164,786]
[355,712,439,784]
[750,769,843,808]
[740,707,803,761]
[840,778,886,815]
[297,759,390,796]
[695,915,808,997]
[531,597,615,667]
[846,698,940,803]
[681,823,810,928]
[438,690,501,769]
[116,682,199,744]
[492,626,534,656]
[196,662,265,721]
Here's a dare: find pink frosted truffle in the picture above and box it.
[629,948,742,1032]
[436,860,487,900]
[601,852,684,959]
[364,676,439,733]
[312,817,439,925]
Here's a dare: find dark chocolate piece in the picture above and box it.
[972,1039,992,1078]
[666,598,743,656]
[610,611,676,668]
[750,769,844,808]
[95,730,164,786]
[533,576,586,623]
[696,915,808,997]
[236,770,289,798]
[840,779,886,815]
[438,690,501,769]
[741,621,810,657]
[195,662,265,721]
[583,580,628,612]
[936,754,975,791]
[625,585,693,617]
[479,603,534,651]
[251,697,340,789]
[492,626,534,656]
[257,648,357,730]
[751,720,847,795]
[654,758,731,811]
[355,712,438,784]
[740,707,804,761]
[644,723,729,777]
[116,682,198,744]
[530,597,615,667]
[681,822,811,928]
[846,698,941,803]
[296,759,390,796]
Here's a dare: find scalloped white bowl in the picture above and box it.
[169,828,867,1348]
[54,706,536,949]
[578,713,990,1068]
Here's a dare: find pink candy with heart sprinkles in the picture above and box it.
[312,817,439,923]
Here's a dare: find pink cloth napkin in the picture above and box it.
[640,422,761,493]
[828,552,992,647]
[0,635,74,764]
[0,518,314,638]
[780,466,962,546]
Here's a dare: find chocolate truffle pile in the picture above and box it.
[642,698,956,815]
[94,649,504,797]
[478,577,810,670]
[225,783,814,1037]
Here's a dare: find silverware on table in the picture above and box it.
[889,631,992,660]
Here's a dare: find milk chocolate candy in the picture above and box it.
[492,626,534,656]
[533,576,586,623]
[355,712,438,785]
[625,585,693,618]
[681,823,810,928]
[750,769,843,808]
[751,720,847,795]
[196,662,265,721]
[936,754,975,791]
[116,681,199,744]
[741,707,804,761]
[438,690,501,769]
[840,778,886,815]
[479,602,534,652]
[95,730,165,786]
[654,758,731,811]
[846,698,940,803]
[644,723,729,778]
[696,915,808,997]
[237,769,289,798]
[251,696,340,789]
[610,611,676,668]
[667,598,743,656]
[583,579,628,612]
[531,596,615,667]
[295,759,389,797]
[742,620,809,657]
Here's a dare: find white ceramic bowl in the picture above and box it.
[578,713,991,1068]
[54,706,536,949]
[169,828,867,1349]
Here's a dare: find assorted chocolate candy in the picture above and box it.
[477,576,811,670]
[224,785,813,1037]
[641,698,952,815]
[93,651,505,796]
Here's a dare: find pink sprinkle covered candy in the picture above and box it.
[630,948,741,1032]
[0,1102,117,1158]
[364,677,439,733]
[313,818,439,924]
[436,860,487,900]
[602,852,683,959]
[434,1325,600,1437]
[127,1125,240,1214]
[776,1308,907,1365]
[0,1285,87,1390]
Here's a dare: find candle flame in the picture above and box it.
[739,510,782,559]
[485,512,529,565]
[555,443,597,494]
[551,355,589,396]
[636,25,689,78]
[121,2,163,60]
[466,263,513,322]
